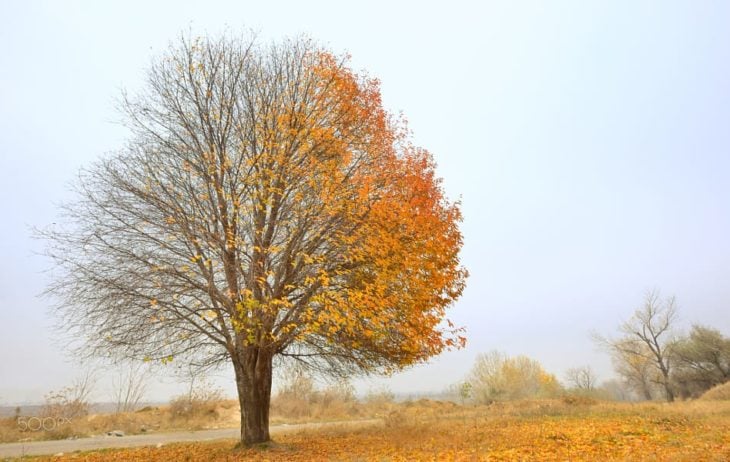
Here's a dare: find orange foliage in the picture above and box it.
[225,49,468,369]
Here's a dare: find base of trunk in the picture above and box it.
[233,349,273,446]
[241,403,270,445]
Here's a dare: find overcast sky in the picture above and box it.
[2,0,730,404]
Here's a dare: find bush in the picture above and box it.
[468,351,563,403]
[271,367,360,420]
[561,394,598,406]
[365,387,395,405]
[320,380,356,406]
[42,372,96,419]
[699,381,730,401]
[169,379,225,419]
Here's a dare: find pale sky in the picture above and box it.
[2,0,730,404]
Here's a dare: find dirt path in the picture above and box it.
[0,419,380,459]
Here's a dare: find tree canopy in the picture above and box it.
[43,33,467,444]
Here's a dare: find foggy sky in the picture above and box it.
[1,0,730,404]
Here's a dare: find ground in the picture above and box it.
[9,398,730,461]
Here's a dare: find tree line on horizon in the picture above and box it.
[453,290,730,404]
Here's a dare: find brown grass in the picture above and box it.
[24,399,730,461]
[269,389,394,424]
[0,400,241,444]
[0,391,393,443]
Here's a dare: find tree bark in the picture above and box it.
[662,377,675,402]
[658,362,675,402]
[640,381,653,401]
[233,348,273,446]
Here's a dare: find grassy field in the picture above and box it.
[0,395,389,444]
[18,398,730,461]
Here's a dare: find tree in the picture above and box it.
[112,362,149,413]
[597,378,634,401]
[43,370,97,419]
[458,381,473,405]
[468,351,561,403]
[610,339,659,400]
[42,33,467,445]
[596,291,678,402]
[671,325,730,398]
[564,366,597,392]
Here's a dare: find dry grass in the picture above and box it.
[0,400,241,444]
[22,399,730,461]
[0,392,393,443]
[268,388,395,424]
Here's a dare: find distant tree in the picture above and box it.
[277,363,316,399]
[42,370,97,419]
[598,379,634,401]
[596,291,678,402]
[671,325,730,398]
[610,339,660,400]
[565,366,597,392]
[458,381,473,405]
[41,33,467,445]
[468,351,561,403]
[365,386,395,405]
[320,379,356,405]
[112,362,149,413]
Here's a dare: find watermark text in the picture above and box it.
[17,416,72,432]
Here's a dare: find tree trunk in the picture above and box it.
[663,381,675,402]
[233,348,273,446]
[659,366,675,402]
[640,382,653,401]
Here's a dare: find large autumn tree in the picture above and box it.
[43,34,467,445]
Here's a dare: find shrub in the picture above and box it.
[271,367,359,420]
[169,378,225,419]
[42,372,96,419]
[365,387,395,405]
[468,351,563,403]
[699,381,730,401]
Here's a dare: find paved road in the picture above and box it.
[0,419,380,459]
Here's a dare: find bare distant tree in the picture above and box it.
[112,362,149,413]
[565,366,597,391]
[175,362,224,404]
[43,370,97,418]
[611,339,659,400]
[595,290,678,402]
[598,379,634,401]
